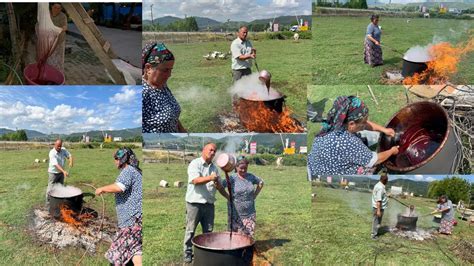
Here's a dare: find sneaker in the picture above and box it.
[184,255,193,263]
[371,235,378,240]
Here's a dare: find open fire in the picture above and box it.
[403,38,474,85]
[31,207,115,252]
[235,99,304,133]
[59,204,95,226]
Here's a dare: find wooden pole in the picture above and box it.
[367,85,379,105]
[62,3,126,84]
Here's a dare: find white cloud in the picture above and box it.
[109,87,138,104]
[85,117,106,125]
[144,0,310,22]
[414,175,424,181]
[49,92,68,100]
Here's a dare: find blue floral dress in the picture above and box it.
[308,130,377,176]
[142,79,181,133]
[222,173,263,237]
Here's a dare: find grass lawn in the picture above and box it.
[143,163,312,265]
[307,85,423,141]
[311,184,474,265]
[0,147,141,265]
[312,16,474,85]
[156,39,311,132]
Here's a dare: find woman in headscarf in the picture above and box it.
[364,15,383,67]
[432,195,455,235]
[221,156,263,237]
[95,147,142,265]
[308,96,399,176]
[142,42,186,133]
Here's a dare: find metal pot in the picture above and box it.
[192,232,255,266]
[378,101,461,174]
[396,214,418,231]
[48,186,94,219]
[239,89,286,113]
[216,153,237,172]
[401,59,429,78]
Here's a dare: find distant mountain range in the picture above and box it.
[143,15,312,30]
[143,134,307,150]
[0,127,142,141]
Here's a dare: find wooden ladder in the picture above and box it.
[62,3,126,84]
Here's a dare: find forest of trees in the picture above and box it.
[0,130,28,141]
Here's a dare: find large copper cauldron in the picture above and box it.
[378,101,460,174]
[192,232,254,266]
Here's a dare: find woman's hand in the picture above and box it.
[390,146,400,156]
[95,187,105,196]
[375,40,380,46]
[383,127,395,138]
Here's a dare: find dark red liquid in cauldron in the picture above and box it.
[393,125,442,167]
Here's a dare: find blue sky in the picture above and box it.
[0,86,141,134]
[143,0,311,22]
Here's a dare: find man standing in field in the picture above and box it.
[46,139,73,203]
[183,143,229,263]
[231,26,256,82]
[371,173,388,239]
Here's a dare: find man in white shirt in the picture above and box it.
[230,26,256,82]
[46,139,73,202]
[183,143,229,263]
[371,173,389,239]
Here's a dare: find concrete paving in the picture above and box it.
[67,23,141,67]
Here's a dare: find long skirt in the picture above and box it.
[439,219,453,234]
[105,216,142,265]
[229,212,256,238]
[364,39,383,66]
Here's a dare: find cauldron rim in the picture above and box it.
[49,186,83,198]
[380,101,451,172]
[239,93,286,102]
[192,232,255,251]
[402,58,432,64]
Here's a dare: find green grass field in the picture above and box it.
[0,147,141,265]
[158,39,311,132]
[312,16,474,85]
[311,185,474,265]
[307,85,422,141]
[143,162,312,265]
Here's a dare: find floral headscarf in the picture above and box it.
[114,147,142,173]
[141,42,175,73]
[317,96,369,137]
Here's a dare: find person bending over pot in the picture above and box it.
[95,148,142,266]
[221,156,263,237]
[308,96,399,176]
[432,195,455,235]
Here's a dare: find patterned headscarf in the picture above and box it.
[114,147,142,173]
[317,96,369,137]
[141,42,175,73]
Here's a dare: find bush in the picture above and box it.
[261,31,312,40]
[246,153,307,167]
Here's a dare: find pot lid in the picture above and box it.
[49,185,83,198]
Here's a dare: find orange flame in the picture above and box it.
[235,100,304,133]
[60,205,82,226]
[59,205,94,226]
[403,38,474,85]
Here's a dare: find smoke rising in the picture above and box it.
[49,184,82,198]
[229,73,282,101]
[403,45,433,63]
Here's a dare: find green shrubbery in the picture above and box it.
[260,31,312,40]
[246,153,307,167]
